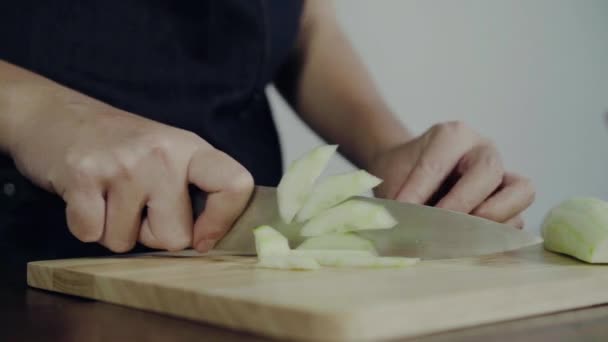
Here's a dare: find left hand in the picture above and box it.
[368,121,535,228]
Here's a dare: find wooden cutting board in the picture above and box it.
[27,244,608,341]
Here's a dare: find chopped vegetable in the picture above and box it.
[277,144,337,223]
[300,199,397,237]
[295,233,378,255]
[292,249,376,260]
[257,255,321,270]
[295,170,382,222]
[253,225,290,257]
[542,197,608,263]
[320,256,419,268]
[255,144,420,271]
[295,251,419,268]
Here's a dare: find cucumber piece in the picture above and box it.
[295,233,378,255]
[300,199,397,237]
[277,144,338,223]
[324,256,419,268]
[253,225,290,257]
[257,255,320,270]
[542,197,608,263]
[295,170,383,222]
[291,249,374,265]
[297,252,419,268]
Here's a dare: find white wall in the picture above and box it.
[268,0,608,234]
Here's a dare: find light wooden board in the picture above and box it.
[27,244,608,341]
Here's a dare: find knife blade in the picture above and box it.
[191,186,542,260]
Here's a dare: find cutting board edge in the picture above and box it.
[341,271,608,341]
[26,261,366,342]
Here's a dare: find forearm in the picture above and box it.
[275,0,413,169]
[0,60,55,155]
[0,60,95,157]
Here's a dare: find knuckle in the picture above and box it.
[416,158,446,176]
[65,154,98,183]
[437,120,469,136]
[482,153,504,175]
[227,164,255,194]
[449,194,474,212]
[105,239,136,253]
[182,130,206,145]
[75,227,102,243]
[163,236,191,252]
[401,186,426,204]
[67,217,103,242]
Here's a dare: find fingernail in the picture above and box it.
[196,239,217,252]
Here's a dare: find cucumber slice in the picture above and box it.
[295,170,383,222]
[300,199,397,237]
[295,233,378,255]
[292,251,419,268]
[253,225,290,257]
[319,256,419,268]
[291,249,374,265]
[542,197,608,263]
[277,144,338,223]
[257,255,320,270]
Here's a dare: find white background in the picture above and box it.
[268,0,608,234]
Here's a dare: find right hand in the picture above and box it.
[9,87,254,253]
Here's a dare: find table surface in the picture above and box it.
[3,266,608,342]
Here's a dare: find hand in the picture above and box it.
[369,121,535,228]
[10,88,253,253]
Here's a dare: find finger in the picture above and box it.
[471,172,535,223]
[396,124,476,204]
[138,217,163,249]
[145,182,193,252]
[189,148,254,252]
[64,188,106,243]
[436,145,503,213]
[504,215,525,229]
[100,182,146,253]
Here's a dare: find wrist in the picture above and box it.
[357,111,414,170]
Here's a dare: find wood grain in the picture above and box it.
[27,245,608,341]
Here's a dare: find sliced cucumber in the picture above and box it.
[542,197,608,263]
[295,233,378,255]
[295,170,382,222]
[253,225,290,257]
[277,144,338,223]
[319,256,420,268]
[300,199,397,237]
[292,251,419,268]
[291,249,374,265]
[257,255,320,270]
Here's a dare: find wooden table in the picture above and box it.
[3,266,608,342]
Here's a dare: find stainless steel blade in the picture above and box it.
[195,186,542,260]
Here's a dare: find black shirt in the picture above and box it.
[0,0,303,267]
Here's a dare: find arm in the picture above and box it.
[275,1,535,227]
[0,60,252,252]
[275,0,412,170]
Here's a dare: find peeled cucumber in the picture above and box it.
[277,144,337,223]
[542,197,608,263]
[300,199,397,237]
[253,225,290,257]
[295,233,378,255]
[292,249,375,260]
[257,255,320,270]
[291,250,418,268]
[295,170,382,222]
[321,256,419,268]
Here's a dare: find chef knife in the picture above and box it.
[191,186,542,260]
